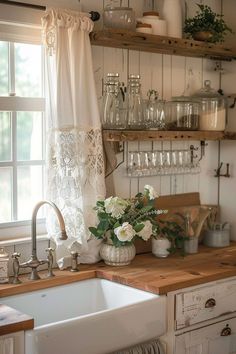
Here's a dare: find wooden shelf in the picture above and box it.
[103,130,236,142]
[90,29,236,61]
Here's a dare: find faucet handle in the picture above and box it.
[11,252,21,284]
[45,247,55,278]
[70,251,79,272]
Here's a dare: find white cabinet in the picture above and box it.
[162,276,236,354]
[0,332,24,354]
[175,278,236,329]
[175,317,236,354]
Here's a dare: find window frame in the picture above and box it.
[0,36,46,240]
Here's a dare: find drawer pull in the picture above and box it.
[221,325,231,337]
[205,298,216,308]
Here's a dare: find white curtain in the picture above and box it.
[41,8,106,267]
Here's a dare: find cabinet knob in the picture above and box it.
[221,324,231,336]
[205,298,216,308]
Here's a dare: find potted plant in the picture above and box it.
[152,220,186,258]
[89,185,167,266]
[183,4,233,43]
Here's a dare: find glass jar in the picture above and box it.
[144,90,166,130]
[192,80,227,131]
[165,96,200,130]
[127,75,144,129]
[103,6,136,30]
[0,247,9,283]
[102,73,126,129]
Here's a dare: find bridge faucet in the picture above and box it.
[18,201,68,281]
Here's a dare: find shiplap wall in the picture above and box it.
[1,0,236,260]
[79,0,221,204]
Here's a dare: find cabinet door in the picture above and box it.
[175,317,236,354]
[0,332,24,354]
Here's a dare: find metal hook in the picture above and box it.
[214,162,230,178]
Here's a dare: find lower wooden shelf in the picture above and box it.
[103,130,236,142]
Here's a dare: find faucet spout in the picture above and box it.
[22,200,68,280]
[31,201,67,258]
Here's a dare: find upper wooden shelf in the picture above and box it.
[103,130,236,142]
[90,29,236,61]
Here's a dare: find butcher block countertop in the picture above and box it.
[0,304,33,335]
[1,244,236,335]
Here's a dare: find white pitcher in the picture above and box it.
[162,0,183,38]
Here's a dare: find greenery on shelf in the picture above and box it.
[183,4,233,44]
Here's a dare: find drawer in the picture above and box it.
[175,278,236,330]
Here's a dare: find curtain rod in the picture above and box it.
[0,0,100,21]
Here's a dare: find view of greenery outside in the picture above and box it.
[0,41,44,223]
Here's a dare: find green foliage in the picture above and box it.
[155,220,187,256]
[183,4,233,43]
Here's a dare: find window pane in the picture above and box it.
[0,168,12,222]
[17,166,43,220]
[0,112,12,162]
[17,112,43,161]
[15,43,42,97]
[0,41,9,96]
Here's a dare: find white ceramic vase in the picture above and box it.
[152,237,171,258]
[100,243,136,266]
[162,0,182,38]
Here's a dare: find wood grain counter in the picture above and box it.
[1,244,236,334]
[0,304,33,336]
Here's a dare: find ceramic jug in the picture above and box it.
[162,0,182,38]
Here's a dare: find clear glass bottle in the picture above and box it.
[0,247,9,283]
[144,89,166,130]
[127,74,144,129]
[102,73,126,129]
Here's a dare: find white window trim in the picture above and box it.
[0,16,46,240]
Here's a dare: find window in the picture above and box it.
[0,40,45,229]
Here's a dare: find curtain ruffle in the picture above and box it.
[42,8,94,54]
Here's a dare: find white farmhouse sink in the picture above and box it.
[1,278,166,354]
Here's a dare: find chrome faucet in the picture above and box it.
[12,201,68,283]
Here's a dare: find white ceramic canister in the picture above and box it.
[136,22,152,34]
[152,237,171,258]
[162,0,182,38]
[140,11,167,36]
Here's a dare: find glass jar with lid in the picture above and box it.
[192,80,227,131]
[165,95,200,130]
[127,74,144,129]
[102,73,126,129]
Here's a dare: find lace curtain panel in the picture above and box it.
[41,8,105,267]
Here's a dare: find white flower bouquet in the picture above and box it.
[89,185,167,247]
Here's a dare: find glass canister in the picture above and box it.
[0,247,9,283]
[192,80,227,131]
[102,73,126,129]
[165,96,200,130]
[144,90,166,130]
[127,74,144,129]
[103,6,136,30]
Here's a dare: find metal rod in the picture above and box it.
[0,0,46,10]
[0,0,100,21]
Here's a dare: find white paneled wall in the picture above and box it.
[2,0,236,251]
[84,0,222,200]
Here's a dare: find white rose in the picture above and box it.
[104,197,129,218]
[114,222,136,242]
[137,220,153,241]
[144,185,159,200]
